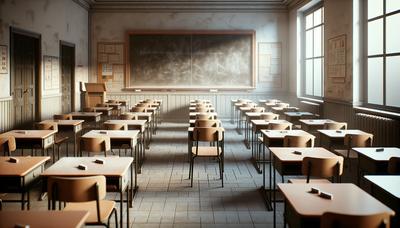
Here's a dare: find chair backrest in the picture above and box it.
[96,103,107,107]
[344,133,373,148]
[80,137,111,154]
[388,157,400,174]
[103,123,127,130]
[136,103,149,108]
[48,175,106,203]
[195,107,209,113]
[324,122,347,130]
[243,103,255,108]
[131,107,145,112]
[268,122,292,130]
[145,99,154,103]
[0,136,16,154]
[260,113,279,120]
[83,107,94,112]
[108,99,117,103]
[251,107,265,113]
[320,212,391,228]
[119,113,137,120]
[35,122,58,131]
[283,135,314,147]
[276,102,289,108]
[302,156,344,182]
[192,127,223,142]
[196,113,214,120]
[53,114,72,120]
[194,120,221,127]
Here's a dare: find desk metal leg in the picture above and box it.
[273,162,276,228]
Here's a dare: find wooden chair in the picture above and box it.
[334,133,373,170]
[283,135,315,147]
[196,113,215,120]
[131,107,145,112]
[103,123,127,130]
[268,122,292,130]
[194,120,221,127]
[259,113,279,120]
[189,127,224,187]
[0,136,16,156]
[289,156,344,183]
[53,114,72,120]
[136,103,149,108]
[48,176,118,228]
[96,103,108,107]
[83,107,94,112]
[195,107,209,113]
[320,212,391,228]
[119,113,137,120]
[35,123,69,161]
[324,122,347,130]
[388,157,400,174]
[80,137,111,157]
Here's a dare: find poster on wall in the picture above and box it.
[0,45,8,74]
[258,42,282,87]
[97,42,125,91]
[43,55,60,90]
[327,34,346,81]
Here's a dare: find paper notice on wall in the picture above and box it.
[44,56,53,89]
[328,35,346,78]
[0,45,7,74]
[258,42,282,87]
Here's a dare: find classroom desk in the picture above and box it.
[144,107,158,134]
[189,112,218,120]
[41,157,133,228]
[263,102,279,112]
[271,106,299,116]
[190,103,213,108]
[105,102,122,116]
[283,111,314,124]
[40,119,84,156]
[233,102,250,128]
[277,183,395,228]
[189,119,222,127]
[0,130,56,156]
[92,107,113,119]
[354,147,400,176]
[0,210,89,228]
[365,175,400,227]
[243,112,265,150]
[107,99,127,111]
[189,107,215,112]
[299,119,336,132]
[70,112,102,129]
[123,112,153,147]
[318,129,369,150]
[237,107,254,135]
[0,156,50,209]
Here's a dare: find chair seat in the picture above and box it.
[64,200,116,224]
[288,178,332,184]
[192,147,222,156]
[334,149,358,158]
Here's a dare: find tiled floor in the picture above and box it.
[1,121,286,227]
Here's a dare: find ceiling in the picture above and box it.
[76,0,303,12]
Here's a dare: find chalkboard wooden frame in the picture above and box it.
[125,30,256,91]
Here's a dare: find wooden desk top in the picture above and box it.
[105,119,147,126]
[189,107,215,111]
[353,147,400,161]
[124,112,152,116]
[299,119,334,126]
[264,102,278,107]
[239,107,253,111]
[188,127,225,132]
[270,147,338,162]
[82,130,140,140]
[272,106,299,111]
[189,119,221,124]
[93,107,113,111]
[0,156,50,176]
[245,112,265,117]
[318,129,368,138]
[284,111,314,117]
[0,210,89,228]
[41,157,133,177]
[261,130,314,139]
[365,175,400,198]
[1,130,56,139]
[70,112,102,117]
[41,119,84,126]
[251,119,290,126]
[278,183,395,217]
[189,112,218,116]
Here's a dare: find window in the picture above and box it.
[366,0,400,109]
[302,5,324,98]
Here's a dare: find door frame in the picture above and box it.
[59,40,76,112]
[10,27,42,122]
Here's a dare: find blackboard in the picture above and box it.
[126,31,255,90]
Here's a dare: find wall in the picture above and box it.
[90,11,291,120]
[0,0,89,131]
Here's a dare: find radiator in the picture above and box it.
[355,113,400,146]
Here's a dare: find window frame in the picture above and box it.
[301,3,325,99]
[364,0,400,112]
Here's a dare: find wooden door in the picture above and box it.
[11,31,40,128]
[60,42,75,113]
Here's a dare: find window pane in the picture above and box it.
[368,19,383,55]
[314,8,322,26]
[314,26,322,57]
[386,0,400,14]
[321,7,324,23]
[306,59,313,95]
[367,57,384,105]
[306,30,313,58]
[368,0,383,19]
[386,14,400,54]
[313,58,322,96]
[386,56,400,107]
[306,13,313,29]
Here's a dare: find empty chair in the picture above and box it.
[53,114,72,120]
[80,137,111,157]
[251,107,265,113]
[260,113,279,120]
[35,123,69,161]
[136,103,149,108]
[196,113,215,120]
[195,107,209,112]
[289,156,344,183]
[189,127,224,187]
[0,136,16,156]
[119,113,137,120]
[48,176,118,228]
[324,122,347,130]
[194,120,221,127]
[268,122,292,130]
[103,123,127,130]
[388,157,400,174]
[283,135,315,147]
[320,212,391,228]
[131,107,145,112]
[334,133,373,170]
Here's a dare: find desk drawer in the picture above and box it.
[74,124,82,133]
[24,165,44,187]
[43,135,54,149]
